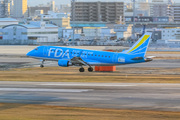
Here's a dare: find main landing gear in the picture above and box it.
[79,67,85,72]
[79,67,93,72]
[40,60,45,68]
[88,67,93,72]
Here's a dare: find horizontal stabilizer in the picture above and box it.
[145,56,155,62]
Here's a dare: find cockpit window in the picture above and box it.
[35,48,38,50]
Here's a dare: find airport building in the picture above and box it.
[161,28,180,40]
[0,21,58,43]
[114,24,133,40]
[0,18,18,28]
[71,1,124,22]
[62,28,81,40]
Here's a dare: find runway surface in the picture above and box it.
[1,57,180,69]
[0,81,180,111]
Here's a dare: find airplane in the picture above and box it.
[27,32,153,72]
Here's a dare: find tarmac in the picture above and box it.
[1,57,180,70]
[0,81,180,111]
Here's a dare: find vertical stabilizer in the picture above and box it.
[123,32,152,57]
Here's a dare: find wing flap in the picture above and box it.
[70,57,91,66]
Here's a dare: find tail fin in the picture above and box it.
[123,32,152,57]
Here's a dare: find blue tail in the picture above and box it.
[123,32,152,57]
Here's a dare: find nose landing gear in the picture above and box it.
[40,64,44,68]
[40,60,45,68]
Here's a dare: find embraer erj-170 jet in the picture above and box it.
[27,32,153,72]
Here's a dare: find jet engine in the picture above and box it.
[58,60,73,67]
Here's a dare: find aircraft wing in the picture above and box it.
[70,57,91,66]
[70,57,104,66]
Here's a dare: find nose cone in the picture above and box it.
[26,51,30,57]
[26,50,33,57]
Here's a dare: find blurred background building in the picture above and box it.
[13,0,28,18]
[28,7,50,17]
[71,1,124,22]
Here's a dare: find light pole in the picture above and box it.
[131,0,136,43]
[71,0,76,46]
[153,28,156,43]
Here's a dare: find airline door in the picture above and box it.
[112,53,118,63]
[43,46,49,56]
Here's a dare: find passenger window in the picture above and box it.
[105,56,107,57]
[98,55,100,57]
[35,48,38,50]
[109,56,111,58]
[102,55,103,57]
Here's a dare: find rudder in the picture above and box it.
[124,32,152,57]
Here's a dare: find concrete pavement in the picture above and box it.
[0,82,180,111]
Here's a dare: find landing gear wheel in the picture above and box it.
[88,67,93,72]
[40,64,44,68]
[79,68,85,72]
[40,60,45,68]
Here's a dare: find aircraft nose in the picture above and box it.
[26,51,32,56]
[26,52,30,56]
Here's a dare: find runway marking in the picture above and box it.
[0,88,92,93]
[39,84,136,87]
